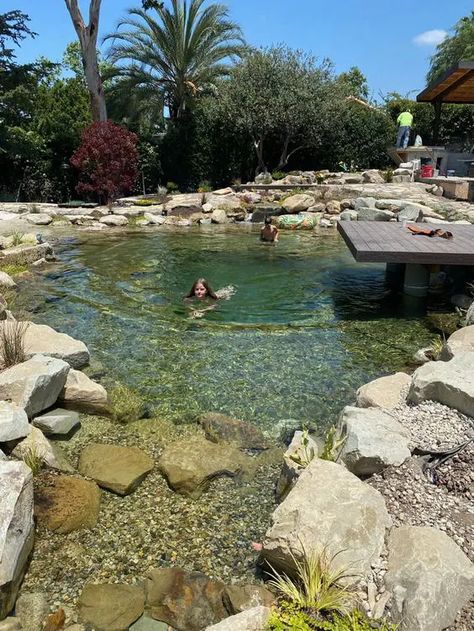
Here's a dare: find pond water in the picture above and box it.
[25,225,434,431]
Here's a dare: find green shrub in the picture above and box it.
[22,445,44,475]
[0,321,29,369]
[426,312,463,336]
[320,426,346,462]
[0,263,28,276]
[8,232,25,247]
[383,169,394,183]
[109,383,145,424]
[133,199,159,207]
[166,181,179,193]
[271,171,286,181]
[267,607,397,630]
[197,180,213,193]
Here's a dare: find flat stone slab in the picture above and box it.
[262,457,391,580]
[408,352,474,418]
[0,355,70,418]
[356,372,411,409]
[158,437,252,499]
[0,401,30,442]
[339,406,411,476]
[385,526,474,631]
[205,606,271,631]
[34,474,101,533]
[32,408,80,436]
[78,443,154,495]
[0,461,34,619]
[78,583,145,630]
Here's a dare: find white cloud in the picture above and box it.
[413,29,447,47]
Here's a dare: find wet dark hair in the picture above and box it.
[264,216,273,224]
[185,277,218,300]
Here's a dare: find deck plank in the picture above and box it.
[337,221,474,265]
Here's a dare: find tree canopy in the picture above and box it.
[427,12,474,84]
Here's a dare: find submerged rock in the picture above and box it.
[59,369,108,415]
[34,475,101,534]
[385,526,474,631]
[78,583,145,630]
[0,355,70,418]
[146,568,227,631]
[261,458,391,580]
[32,408,80,436]
[0,461,34,620]
[15,592,48,631]
[198,412,268,449]
[158,437,253,499]
[78,443,154,495]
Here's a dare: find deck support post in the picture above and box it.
[386,263,405,288]
[403,264,429,297]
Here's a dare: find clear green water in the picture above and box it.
[26,225,434,430]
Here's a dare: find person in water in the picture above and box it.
[185,278,235,318]
[260,216,279,243]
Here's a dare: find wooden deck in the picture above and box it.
[337,221,474,266]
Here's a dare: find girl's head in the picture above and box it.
[186,278,218,300]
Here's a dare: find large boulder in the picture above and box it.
[338,406,411,476]
[356,372,411,409]
[143,213,165,226]
[357,207,394,221]
[362,170,384,184]
[146,568,227,631]
[18,323,90,369]
[12,427,74,473]
[32,408,80,436]
[281,194,315,213]
[441,325,474,360]
[34,474,100,534]
[99,215,128,227]
[0,402,30,442]
[206,194,242,211]
[466,302,474,326]
[0,273,16,289]
[78,443,153,495]
[408,352,474,417]
[58,369,108,415]
[78,583,145,631]
[0,356,70,418]
[166,193,203,211]
[261,458,391,579]
[385,526,474,631]
[354,197,377,210]
[158,437,252,499]
[25,214,52,226]
[197,412,267,449]
[0,461,34,620]
[205,607,272,631]
[210,209,229,224]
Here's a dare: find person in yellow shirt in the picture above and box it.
[396,110,413,149]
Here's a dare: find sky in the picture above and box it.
[6,0,473,98]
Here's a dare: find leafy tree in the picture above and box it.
[222,46,338,173]
[104,0,245,120]
[427,12,474,84]
[337,66,369,100]
[70,121,139,202]
[0,10,36,69]
[64,0,107,121]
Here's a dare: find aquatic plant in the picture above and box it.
[133,199,159,207]
[0,320,29,368]
[320,426,346,462]
[8,231,25,247]
[288,428,316,468]
[22,445,44,475]
[429,335,446,360]
[109,383,145,424]
[0,263,28,276]
[426,312,463,337]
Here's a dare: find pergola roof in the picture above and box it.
[417,60,474,104]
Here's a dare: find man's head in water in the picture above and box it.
[264,216,273,225]
[186,278,218,300]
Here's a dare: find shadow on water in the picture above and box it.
[23,227,435,429]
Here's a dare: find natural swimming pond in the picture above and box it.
[26,225,435,430]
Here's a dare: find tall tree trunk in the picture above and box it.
[64,0,107,121]
[253,137,267,175]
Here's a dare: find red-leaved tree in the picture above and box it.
[70,121,139,203]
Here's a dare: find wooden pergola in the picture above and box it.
[417,60,474,142]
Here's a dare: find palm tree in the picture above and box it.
[104,0,245,120]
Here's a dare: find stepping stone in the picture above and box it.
[158,437,253,499]
[32,408,80,436]
[198,412,268,449]
[34,474,100,533]
[78,584,145,630]
[78,443,153,495]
